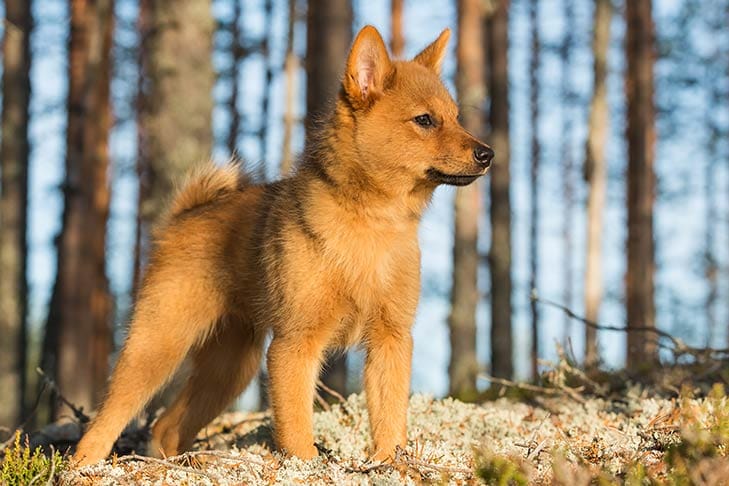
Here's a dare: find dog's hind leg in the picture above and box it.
[149,315,265,457]
[73,272,226,466]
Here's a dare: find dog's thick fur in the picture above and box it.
[73,25,492,466]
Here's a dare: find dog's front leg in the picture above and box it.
[363,325,413,462]
[267,334,326,459]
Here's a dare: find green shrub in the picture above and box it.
[0,431,66,486]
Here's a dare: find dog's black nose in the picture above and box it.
[473,145,494,168]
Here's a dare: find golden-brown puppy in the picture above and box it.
[74,25,493,466]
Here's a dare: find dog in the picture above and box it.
[73,24,493,466]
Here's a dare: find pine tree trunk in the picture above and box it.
[486,0,513,380]
[133,0,151,296]
[227,0,242,158]
[527,0,540,381]
[624,0,657,370]
[47,0,114,415]
[260,0,273,166]
[390,0,404,58]
[137,0,215,269]
[135,0,214,411]
[0,0,32,433]
[583,0,611,367]
[560,0,575,346]
[448,0,485,399]
[281,0,298,175]
[306,0,353,394]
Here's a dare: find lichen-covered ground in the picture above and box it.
[56,388,729,485]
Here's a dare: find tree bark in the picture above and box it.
[624,0,657,369]
[390,0,404,58]
[560,0,575,347]
[306,0,353,394]
[46,0,115,416]
[133,0,151,296]
[260,0,274,166]
[486,0,513,380]
[583,0,611,367]
[527,0,540,381]
[281,0,298,175]
[226,0,242,158]
[0,0,32,433]
[448,0,485,399]
[136,0,215,271]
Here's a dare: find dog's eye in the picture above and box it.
[414,114,434,127]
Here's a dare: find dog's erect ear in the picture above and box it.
[413,29,451,75]
[343,25,392,108]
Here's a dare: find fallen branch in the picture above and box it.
[394,446,474,478]
[531,293,729,361]
[478,373,586,404]
[117,454,221,482]
[316,380,347,404]
[35,368,90,424]
[182,449,273,470]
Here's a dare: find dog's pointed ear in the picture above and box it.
[343,25,392,108]
[413,29,451,75]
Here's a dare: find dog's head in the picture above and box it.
[340,25,493,188]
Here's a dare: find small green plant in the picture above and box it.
[475,452,530,486]
[0,431,66,486]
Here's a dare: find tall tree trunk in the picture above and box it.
[47,0,115,416]
[0,0,32,434]
[136,0,214,411]
[306,0,353,394]
[260,0,273,166]
[560,0,575,347]
[390,0,404,58]
[136,0,215,271]
[624,0,657,369]
[486,0,513,380]
[448,0,485,399]
[527,0,540,381]
[281,0,298,175]
[703,6,723,347]
[227,0,242,157]
[133,0,151,296]
[583,0,611,367]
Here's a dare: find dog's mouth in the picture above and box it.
[425,168,484,186]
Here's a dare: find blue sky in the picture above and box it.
[1,0,727,404]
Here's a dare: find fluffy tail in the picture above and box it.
[167,162,244,219]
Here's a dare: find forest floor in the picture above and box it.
[3,359,729,485]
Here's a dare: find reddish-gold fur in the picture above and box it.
[74,25,492,466]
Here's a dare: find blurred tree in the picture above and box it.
[226,0,243,158]
[135,0,214,412]
[527,0,540,381]
[701,0,726,347]
[559,0,575,346]
[306,0,353,394]
[486,0,513,379]
[260,0,273,165]
[625,0,657,369]
[0,0,32,433]
[390,0,404,58]
[133,0,150,295]
[45,0,115,416]
[583,0,612,367]
[281,0,299,175]
[135,0,215,275]
[448,0,485,399]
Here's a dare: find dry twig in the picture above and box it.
[532,294,729,361]
[117,454,221,482]
[35,368,90,423]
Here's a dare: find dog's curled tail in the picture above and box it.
[168,162,244,219]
